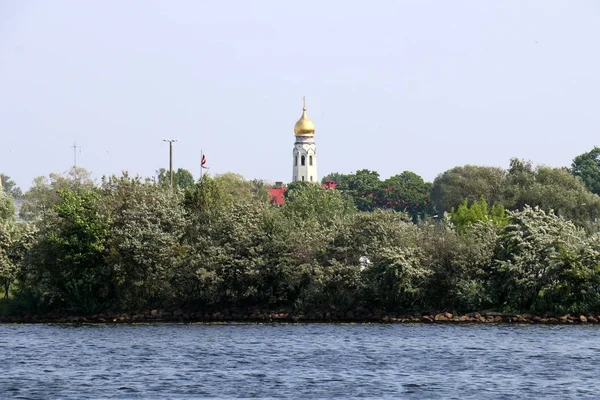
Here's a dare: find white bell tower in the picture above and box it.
[292,97,318,182]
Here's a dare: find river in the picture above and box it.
[1,323,598,399]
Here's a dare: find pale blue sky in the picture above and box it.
[1,1,599,190]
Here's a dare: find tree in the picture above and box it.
[0,174,22,198]
[0,221,36,298]
[0,192,15,221]
[20,188,111,313]
[430,165,506,213]
[156,168,195,190]
[506,159,600,229]
[212,173,269,203]
[321,172,351,186]
[379,171,433,221]
[175,168,195,190]
[449,196,507,234]
[571,146,600,195]
[19,167,95,221]
[282,181,355,226]
[341,169,382,212]
[100,174,186,310]
[492,206,591,313]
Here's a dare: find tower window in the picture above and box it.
[309,155,313,166]
[302,176,305,181]
[294,155,297,166]
[310,176,313,182]
[301,155,305,166]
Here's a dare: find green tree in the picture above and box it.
[341,169,382,212]
[571,146,600,195]
[378,171,433,221]
[101,174,186,310]
[156,168,196,190]
[282,181,355,226]
[492,206,589,312]
[430,165,506,213]
[0,221,36,298]
[0,174,23,198]
[19,188,111,313]
[211,173,270,204]
[0,192,15,221]
[366,247,432,309]
[449,196,507,234]
[321,172,351,186]
[175,168,195,189]
[249,179,270,203]
[20,167,95,221]
[506,159,600,229]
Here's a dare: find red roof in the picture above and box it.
[322,180,338,189]
[268,187,287,206]
[268,181,338,206]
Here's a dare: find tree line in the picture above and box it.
[2,147,600,316]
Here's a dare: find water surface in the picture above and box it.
[1,323,599,399]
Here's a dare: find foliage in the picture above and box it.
[321,172,351,187]
[282,181,355,226]
[320,169,433,221]
[571,146,600,195]
[0,221,36,298]
[19,188,111,313]
[365,247,431,309]
[377,172,433,222]
[449,196,507,234]
[100,174,187,310]
[20,167,95,221]
[505,159,600,230]
[430,165,506,213]
[8,155,600,316]
[156,168,196,190]
[492,206,595,313]
[0,174,23,198]
[0,192,15,221]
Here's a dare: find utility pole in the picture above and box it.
[71,141,82,168]
[162,139,177,188]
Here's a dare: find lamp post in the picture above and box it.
[162,139,177,189]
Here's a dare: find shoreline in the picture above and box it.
[1,310,599,325]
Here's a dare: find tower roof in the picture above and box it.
[294,97,315,136]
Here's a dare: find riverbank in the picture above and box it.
[2,308,599,324]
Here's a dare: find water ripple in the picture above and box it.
[1,323,599,398]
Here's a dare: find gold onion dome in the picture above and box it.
[294,97,315,136]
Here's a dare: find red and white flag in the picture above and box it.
[201,153,208,169]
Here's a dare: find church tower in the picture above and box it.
[292,97,318,182]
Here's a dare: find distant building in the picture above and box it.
[268,181,339,206]
[322,180,338,190]
[292,97,317,183]
[268,98,336,206]
[268,182,286,206]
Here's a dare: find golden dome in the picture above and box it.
[294,97,315,136]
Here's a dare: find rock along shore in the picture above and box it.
[1,308,600,325]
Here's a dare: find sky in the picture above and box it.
[1,0,599,190]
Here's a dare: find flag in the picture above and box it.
[201,153,208,169]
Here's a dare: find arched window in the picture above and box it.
[294,155,297,166]
[302,176,305,181]
[309,155,313,166]
[301,155,306,166]
[310,176,313,182]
